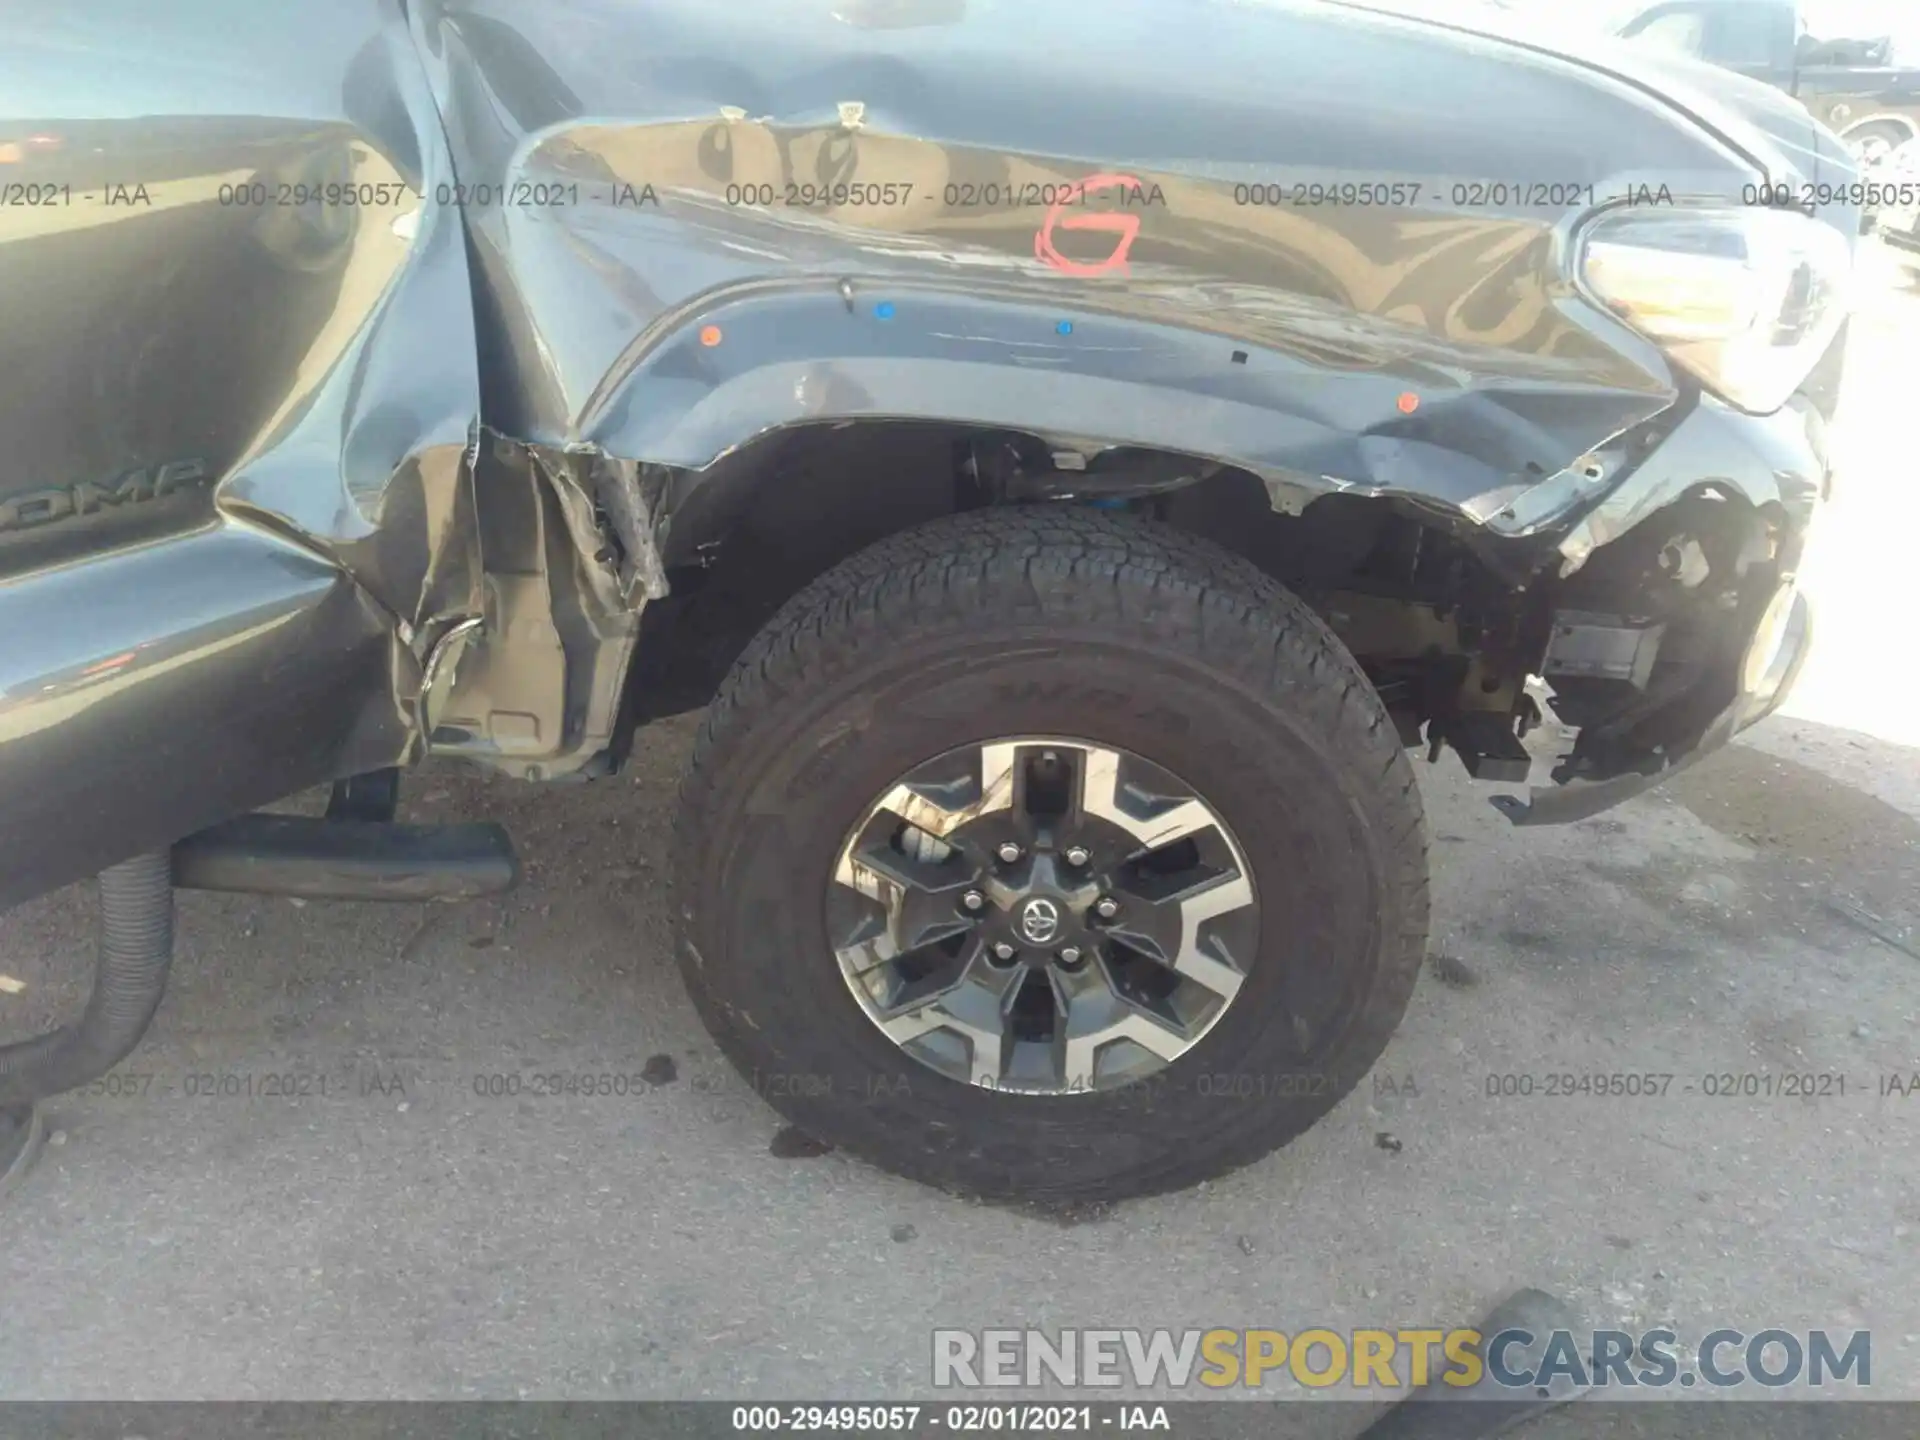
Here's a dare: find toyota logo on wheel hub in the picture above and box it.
[1017,897,1062,945]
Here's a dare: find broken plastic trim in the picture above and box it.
[1494,589,1810,825]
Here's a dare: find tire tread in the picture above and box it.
[674,509,1429,1199]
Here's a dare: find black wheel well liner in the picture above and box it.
[619,418,1549,736]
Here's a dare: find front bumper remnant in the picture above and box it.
[1493,590,1811,825]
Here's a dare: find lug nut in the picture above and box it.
[1057,946,1084,967]
[991,941,1018,962]
[996,842,1023,864]
[961,890,986,912]
[1065,846,1091,867]
[1093,897,1120,921]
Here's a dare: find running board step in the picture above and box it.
[172,815,519,902]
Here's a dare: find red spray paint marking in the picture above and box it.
[1034,173,1145,277]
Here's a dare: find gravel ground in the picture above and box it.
[0,250,1915,1425]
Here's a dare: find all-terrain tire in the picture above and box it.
[673,509,1428,1201]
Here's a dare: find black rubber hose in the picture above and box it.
[0,855,174,1108]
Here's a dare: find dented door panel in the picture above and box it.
[0,532,399,911]
[0,0,483,906]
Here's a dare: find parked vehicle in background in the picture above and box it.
[0,0,1858,1202]
[1877,136,1920,268]
[1606,0,1920,168]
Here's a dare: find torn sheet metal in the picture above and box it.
[207,16,488,654]
[422,435,658,780]
[0,0,1851,902]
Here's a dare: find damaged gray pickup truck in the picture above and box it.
[0,0,1858,1200]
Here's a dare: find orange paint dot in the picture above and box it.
[700,325,723,347]
[1396,392,1420,414]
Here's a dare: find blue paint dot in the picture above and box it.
[1057,320,1074,335]
[875,301,896,320]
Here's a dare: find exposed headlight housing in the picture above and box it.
[1578,205,1855,414]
